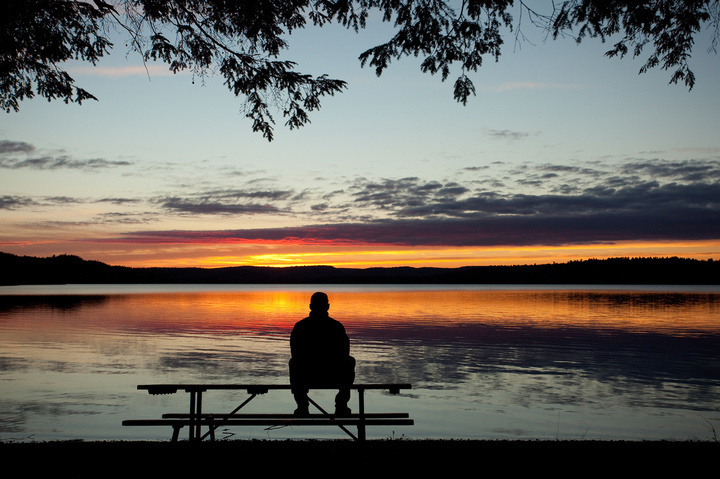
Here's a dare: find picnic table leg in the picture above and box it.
[196,391,203,440]
[189,390,204,441]
[208,416,216,441]
[358,387,366,442]
[189,391,196,441]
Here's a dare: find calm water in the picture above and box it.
[1,284,719,442]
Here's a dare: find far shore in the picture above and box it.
[3,252,719,286]
[2,439,716,474]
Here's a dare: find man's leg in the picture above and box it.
[289,359,310,415]
[334,356,356,415]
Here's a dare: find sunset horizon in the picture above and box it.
[3,244,718,270]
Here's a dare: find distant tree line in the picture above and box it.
[1,251,718,286]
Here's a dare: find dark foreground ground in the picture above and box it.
[3,439,716,476]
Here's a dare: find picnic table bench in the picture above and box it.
[123,383,413,442]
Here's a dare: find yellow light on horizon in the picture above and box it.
[6,235,718,269]
[98,239,720,269]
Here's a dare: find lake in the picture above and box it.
[1,284,719,442]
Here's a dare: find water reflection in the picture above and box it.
[0,294,109,313]
[0,286,718,441]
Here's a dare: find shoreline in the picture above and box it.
[3,252,719,286]
[3,439,717,474]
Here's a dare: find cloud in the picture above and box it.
[0,156,133,170]
[341,160,720,221]
[0,140,35,154]
[485,129,532,140]
[159,197,283,215]
[350,177,470,210]
[9,153,718,251]
[97,198,142,205]
[0,194,144,212]
[108,206,720,247]
[28,212,158,228]
[0,140,132,171]
[0,195,89,210]
[0,141,133,170]
[103,157,720,248]
[619,160,720,182]
[155,188,296,215]
[0,195,35,210]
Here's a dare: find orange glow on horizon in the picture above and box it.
[72,239,720,269]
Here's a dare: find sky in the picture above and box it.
[2,3,720,269]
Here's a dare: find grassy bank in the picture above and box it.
[3,439,716,476]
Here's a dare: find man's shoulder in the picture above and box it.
[328,316,346,329]
[292,315,345,329]
[292,316,311,329]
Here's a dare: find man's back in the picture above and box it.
[290,312,349,367]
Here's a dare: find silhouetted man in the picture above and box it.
[289,292,355,416]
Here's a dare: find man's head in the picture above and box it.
[309,292,329,312]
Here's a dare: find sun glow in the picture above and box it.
[78,239,720,269]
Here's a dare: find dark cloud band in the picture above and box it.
[111,206,720,247]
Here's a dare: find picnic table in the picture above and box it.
[123,383,413,442]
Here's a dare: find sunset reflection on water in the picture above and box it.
[1,285,718,441]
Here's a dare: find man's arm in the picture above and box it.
[290,324,298,358]
[340,324,350,357]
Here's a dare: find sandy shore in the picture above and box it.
[3,439,717,475]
